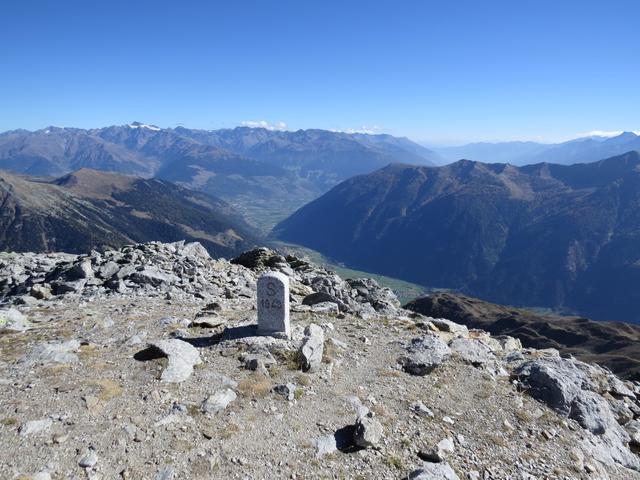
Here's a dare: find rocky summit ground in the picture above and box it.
[1,242,639,480]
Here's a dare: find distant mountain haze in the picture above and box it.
[0,123,440,231]
[0,168,257,257]
[432,132,640,166]
[275,151,640,323]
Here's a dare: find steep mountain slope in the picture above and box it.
[434,132,640,166]
[0,169,257,257]
[275,151,640,323]
[405,293,640,380]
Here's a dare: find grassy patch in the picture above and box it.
[237,373,272,398]
[94,379,123,401]
[295,373,311,386]
[322,340,337,364]
[384,454,405,470]
[219,422,240,439]
[274,349,301,371]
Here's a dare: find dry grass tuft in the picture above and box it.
[295,373,312,387]
[94,379,123,401]
[384,454,405,470]
[237,373,272,398]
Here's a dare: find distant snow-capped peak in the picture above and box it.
[128,122,161,131]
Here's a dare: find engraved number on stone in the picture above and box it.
[260,298,282,309]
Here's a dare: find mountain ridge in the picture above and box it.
[275,151,640,323]
[0,168,257,257]
[0,123,440,230]
[433,131,640,166]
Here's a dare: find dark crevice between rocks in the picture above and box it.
[334,425,363,454]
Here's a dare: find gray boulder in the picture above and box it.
[430,318,469,336]
[303,292,348,312]
[148,339,201,383]
[402,336,451,376]
[353,412,383,448]
[512,357,592,415]
[449,337,493,365]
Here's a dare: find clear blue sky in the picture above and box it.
[2,0,639,144]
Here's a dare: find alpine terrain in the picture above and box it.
[1,242,639,479]
[0,168,257,257]
[0,124,440,231]
[275,151,640,323]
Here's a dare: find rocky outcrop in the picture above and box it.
[406,292,640,380]
[1,241,639,480]
[0,244,403,320]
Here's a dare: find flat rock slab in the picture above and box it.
[449,337,494,365]
[148,339,201,383]
[20,419,52,436]
[22,340,81,365]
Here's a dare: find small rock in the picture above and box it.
[0,308,31,332]
[154,467,175,480]
[22,339,81,365]
[31,472,52,480]
[201,389,237,414]
[273,383,297,401]
[19,419,52,436]
[313,434,337,458]
[78,447,98,468]
[418,438,455,463]
[410,401,434,418]
[402,336,451,376]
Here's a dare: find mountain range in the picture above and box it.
[433,131,640,166]
[0,168,257,257]
[0,123,439,231]
[275,151,640,323]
